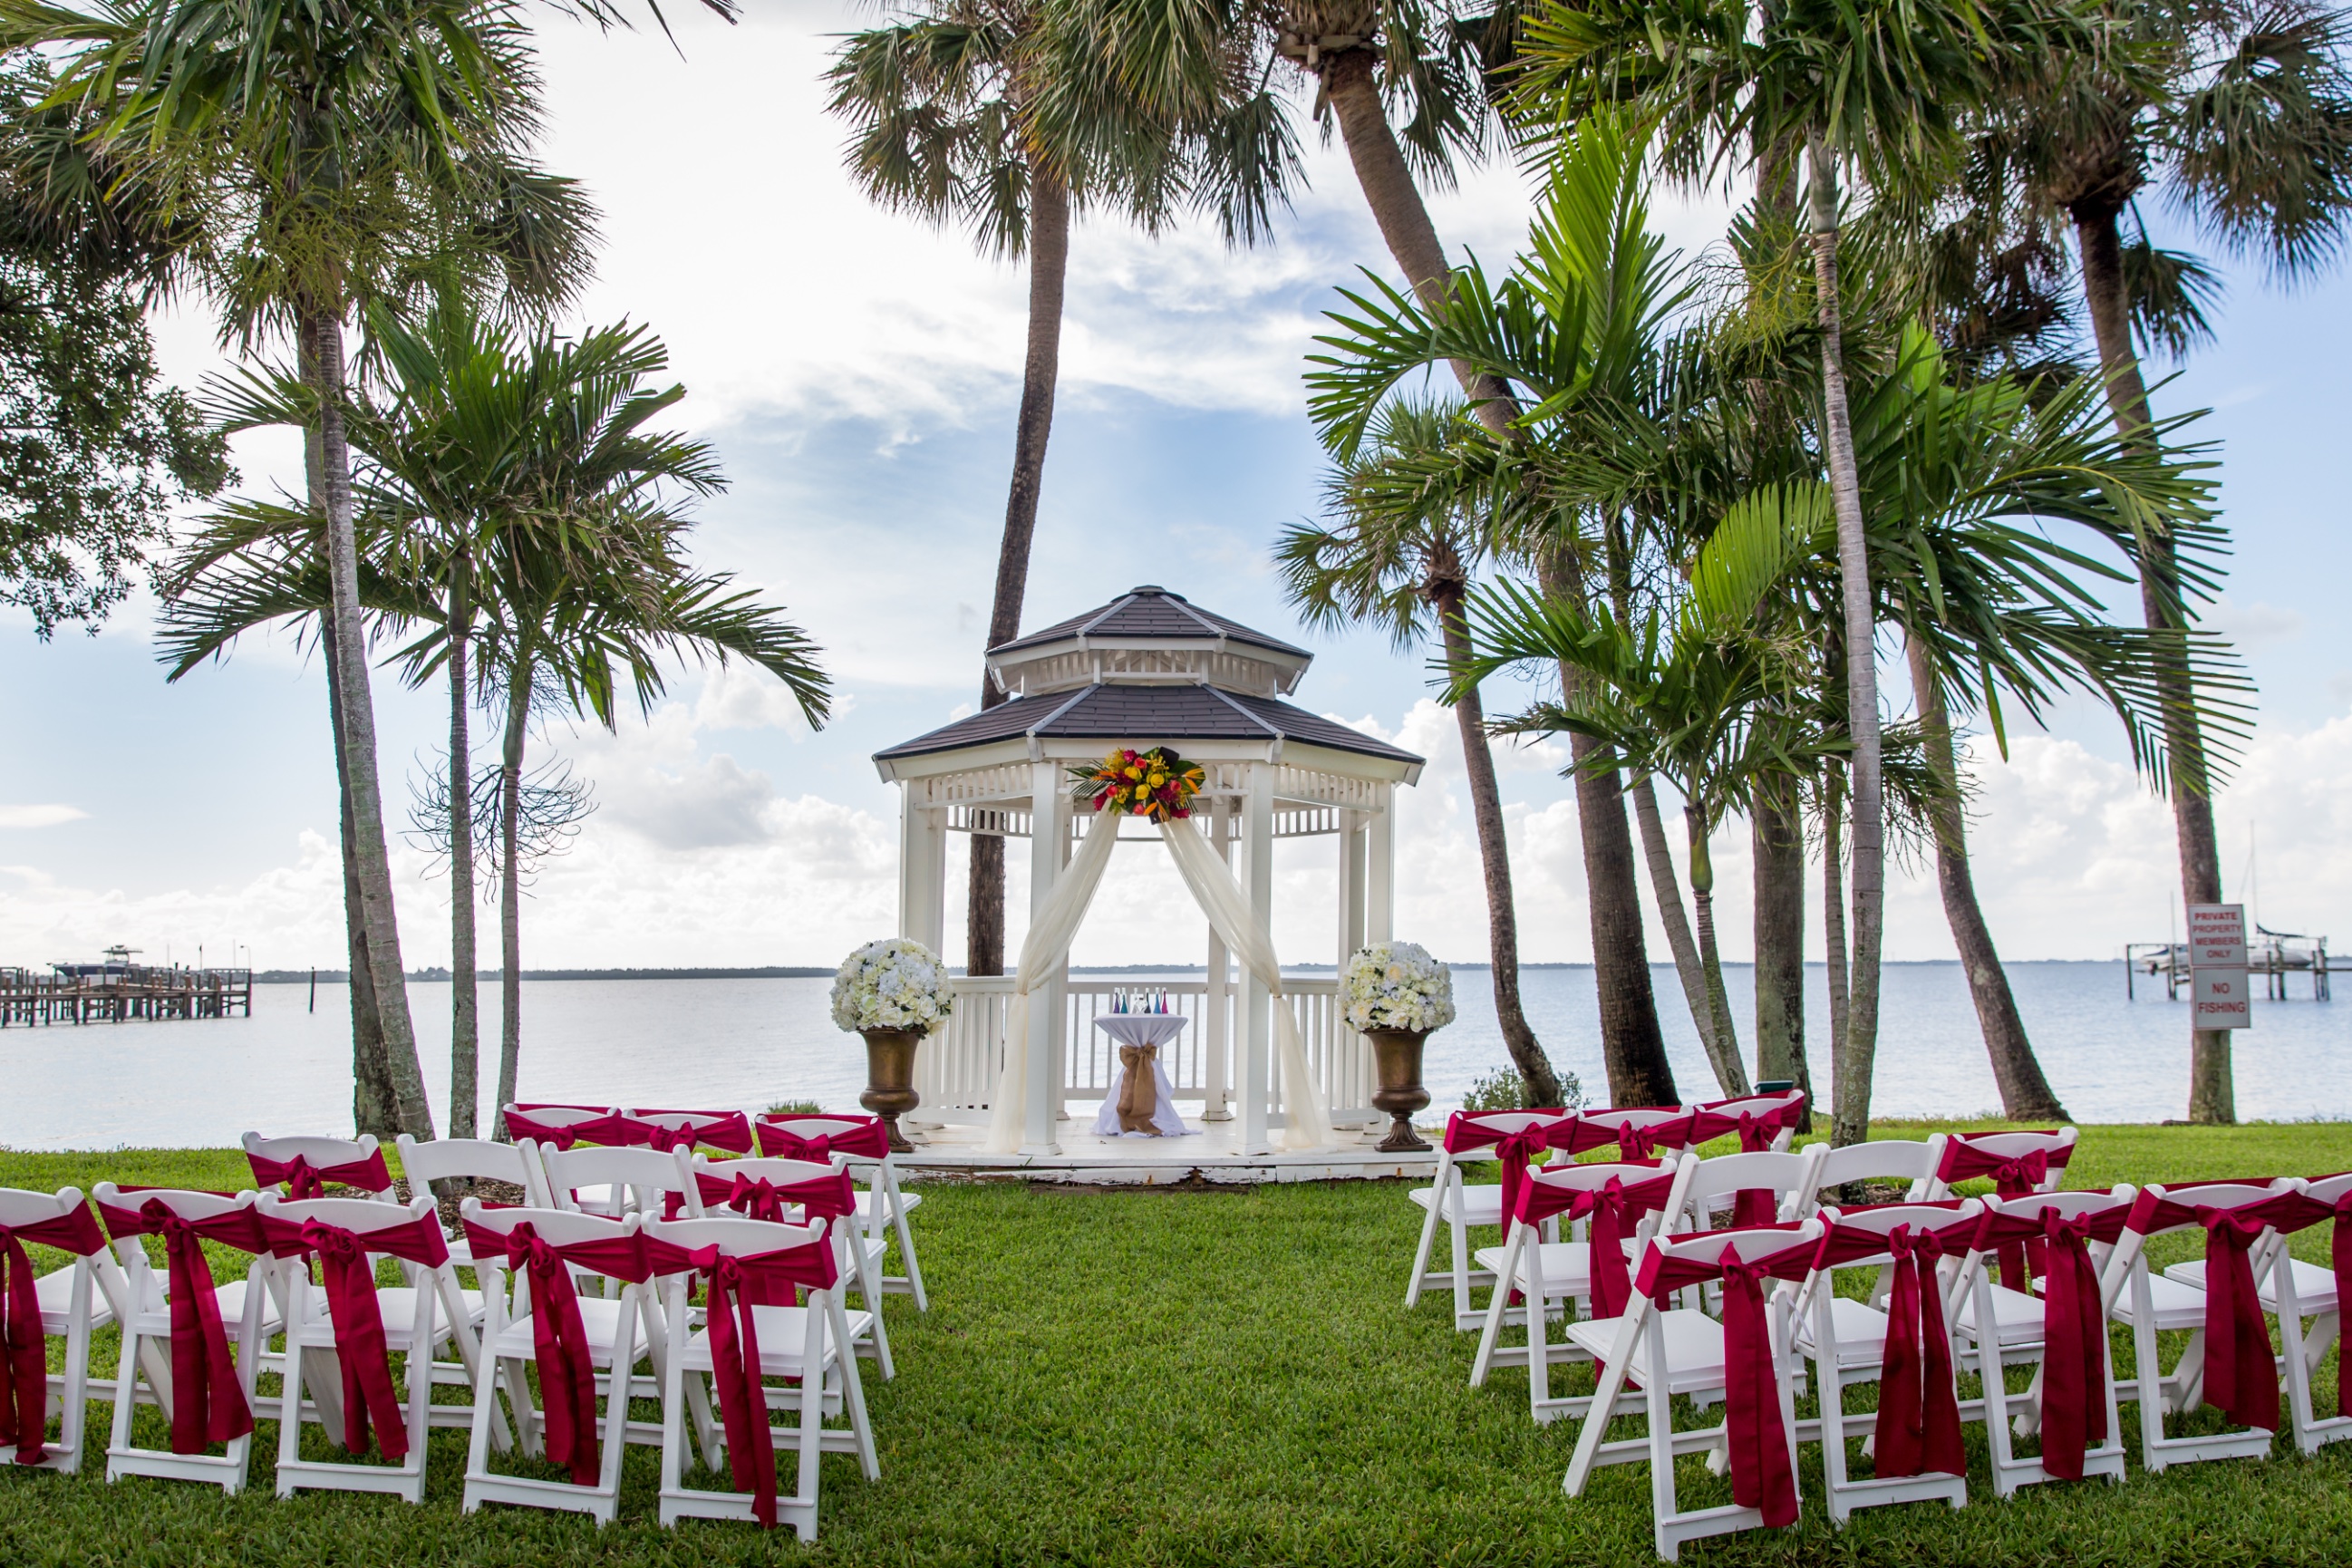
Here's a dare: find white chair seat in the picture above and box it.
[1563,1308,1726,1395]
[1955,1283,2047,1346]
[488,1294,638,1363]
[1797,1296,1892,1368]
[682,1304,875,1378]
[2112,1272,2208,1331]
[860,1191,919,1223]
[35,1267,113,1334]
[1472,1241,1592,1296]
[2166,1256,2337,1313]
[310,1286,483,1348]
[1408,1184,1505,1226]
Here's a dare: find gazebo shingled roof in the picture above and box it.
[990,584,1311,659]
[873,682,1420,766]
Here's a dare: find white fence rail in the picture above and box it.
[914,973,1371,1128]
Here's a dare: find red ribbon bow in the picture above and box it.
[641,1234,840,1529]
[2125,1182,2316,1434]
[1595,1112,1698,1165]
[630,1111,756,1157]
[1970,1200,2124,1479]
[461,1218,652,1486]
[259,1213,449,1462]
[1512,1166,1678,1320]
[1633,1229,1816,1529]
[757,1119,893,1163]
[97,1195,266,1456]
[1815,1210,1974,1478]
[699,1170,858,1228]
[0,1202,107,1465]
[501,1106,636,1150]
[1939,1137,2068,1288]
[1692,1096,1808,1226]
[1441,1113,1580,1229]
[246,1148,392,1199]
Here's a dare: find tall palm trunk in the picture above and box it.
[1822,756,1853,1092]
[1632,775,1740,1091]
[1683,803,1740,1085]
[306,307,432,1139]
[493,661,530,1138]
[322,598,396,1135]
[1429,578,1565,1106]
[967,166,1070,979]
[2074,203,2232,1124]
[1750,770,1811,1115]
[1805,140,1884,1147]
[447,551,479,1138]
[1905,635,2069,1119]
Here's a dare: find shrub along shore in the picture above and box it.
[3,1119,2349,1567]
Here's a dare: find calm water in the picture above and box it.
[2,962,2343,1149]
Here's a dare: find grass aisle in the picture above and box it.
[3,1121,2350,1565]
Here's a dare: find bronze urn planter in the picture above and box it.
[857,1028,923,1153]
[1366,1027,1432,1152]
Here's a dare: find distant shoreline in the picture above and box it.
[254,957,2114,983]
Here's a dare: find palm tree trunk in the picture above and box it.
[306,307,432,1140]
[967,165,1070,980]
[1430,582,1565,1106]
[1905,635,2069,1120]
[2074,204,2232,1124]
[1632,775,1740,1091]
[447,553,479,1139]
[321,596,396,1136]
[1822,757,1853,1092]
[1805,140,1883,1147]
[494,662,529,1140]
[1683,804,1741,1091]
[1750,771,1812,1117]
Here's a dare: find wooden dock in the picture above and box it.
[0,963,254,1026]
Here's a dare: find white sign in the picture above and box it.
[2187,903,2251,1030]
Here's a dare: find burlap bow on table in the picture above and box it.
[1116,1045,1160,1135]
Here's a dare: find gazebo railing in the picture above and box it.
[917,973,1372,1133]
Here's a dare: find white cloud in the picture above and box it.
[2202,595,2308,651]
[0,804,88,828]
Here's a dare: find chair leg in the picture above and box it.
[1470,1224,1522,1388]
[276,1302,309,1496]
[827,1291,880,1481]
[1405,1155,1451,1307]
[884,1168,927,1312]
[2132,1271,2172,1471]
[1643,1312,1681,1562]
[1565,1310,1641,1498]
[1447,1179,1476,1326]
[1524,1238,1556,1423]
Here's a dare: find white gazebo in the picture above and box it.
[873,586,1425,1165]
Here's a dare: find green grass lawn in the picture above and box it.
[2,1119,2349,1566]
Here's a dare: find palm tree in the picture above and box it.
[1279,397,1570,1106]
[1513,0,2105,1140]
[828,0,1297,978]
[1963,0,2352,1121]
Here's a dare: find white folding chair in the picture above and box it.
[1666,1147,1828,1238]
[2102,1178,2301,1470]
[681,1152,895,1379]
[1955,1187,2136,1495]
[1798,1137,1950,1216]
[1926,1128,2077,1205]
[242,1131,397,1199]
[759,1115,928,1312]
[397,1134,546,1254]
[1563,1222,1825,1562]
[262,1192,469,1502]
[644,1214,880,1539]
[1470,1154,1693,1424]
[500,1103,631,1148]
[1795,1201,1982,1522]
[459,1203,657,1523]
[0,1186,114,1471]
[629,1108,756,1157]
[537,1141,694,1235]
[2266,1171,2351,1454]
[91,1184,276,1494]
[1401,1109,1584,1331]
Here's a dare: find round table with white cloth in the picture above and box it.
[1089,1015,1193,1137]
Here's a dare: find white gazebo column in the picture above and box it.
[896,794,946,954]
[1203,796,1234,1121]
[1239,764,1275,1155]
[1024,762,1068,1156]
[1336,808,1366,964]
[1367,782,1395,944]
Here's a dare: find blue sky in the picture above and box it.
[3,0,2348,975]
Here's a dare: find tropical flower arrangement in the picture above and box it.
[1070,745,1205,820]
[830,938,953,1036]
[1341,941,1457,1035]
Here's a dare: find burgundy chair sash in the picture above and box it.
[756,1118,893,1164]
[1814,1205,1977,1479]
[0,1201,106,1465]
[246,1147,393,1199]
[641,1234,840,1529]
[629,1111,755,1157]
[98,1194,267,1455]
[1576,1110,1700,1165]
[1937,1135,2073,1288]
[502,1105,639,1150]
[2322,1181,2352,1418]
[1632,1227,1817,1529]
[461,1218,651,1486]
[695,1171,858,1231]
[2127,1183,2318,1433]
[1441,1112,1581,1227]
[1971,1197,2128,1478]
[1693,1095,1808,1226]
[259,1212,449,1462]
[1512,1165,1677,1320]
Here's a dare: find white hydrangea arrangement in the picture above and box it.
[1341,941,1457,1035]
[830,938,953,1035]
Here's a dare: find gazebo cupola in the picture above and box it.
[872,586,1423,1158]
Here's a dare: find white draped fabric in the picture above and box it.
[1160,816,1333,1151]
[982,807,1124,1154]
[978,803,1335,1154]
